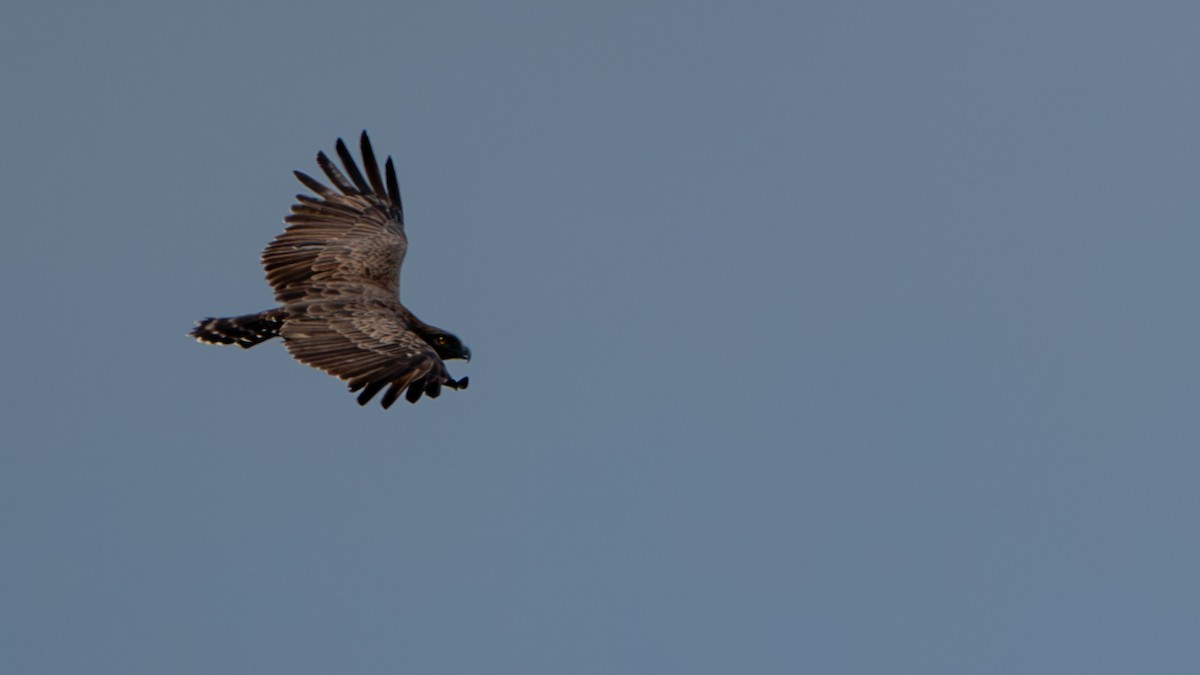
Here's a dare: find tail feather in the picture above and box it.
[190,308,285,348]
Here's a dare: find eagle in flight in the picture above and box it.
[190,132,470,409]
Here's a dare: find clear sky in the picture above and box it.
[3,1,1199,673]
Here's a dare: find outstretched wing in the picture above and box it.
[262,132,463,408]
[281,287,466,409]
[262,131,407,302]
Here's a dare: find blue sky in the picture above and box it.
[3,2,1199,673]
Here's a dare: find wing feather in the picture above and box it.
[359,131,388,198]
[279,291,464,408]
[263,132,406,301]
[336,137,371,194]
[385,157,403,219]
[316,151,358,195]
[293,171,335,198]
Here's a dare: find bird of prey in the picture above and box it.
[190,132,469,409]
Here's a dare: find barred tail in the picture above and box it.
[190,308,286,348]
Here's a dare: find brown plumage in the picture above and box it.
[191,132,469,409]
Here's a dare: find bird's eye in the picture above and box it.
[435,335,448,346]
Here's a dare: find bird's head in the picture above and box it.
[426,330,471,361]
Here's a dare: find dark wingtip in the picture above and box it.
[355,380,387,406]
[380,382,403,409]
[315,150,357,195]
[335,136,370,193]
[358,130,387,197]
[384,157,403,219]
[294,170,329,196]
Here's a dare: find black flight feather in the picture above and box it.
[385,158,403,218]
[335,138,371,194]
[316,151,358,195]
[359,132,387,198]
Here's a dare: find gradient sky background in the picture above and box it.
[3,2,1199,673]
